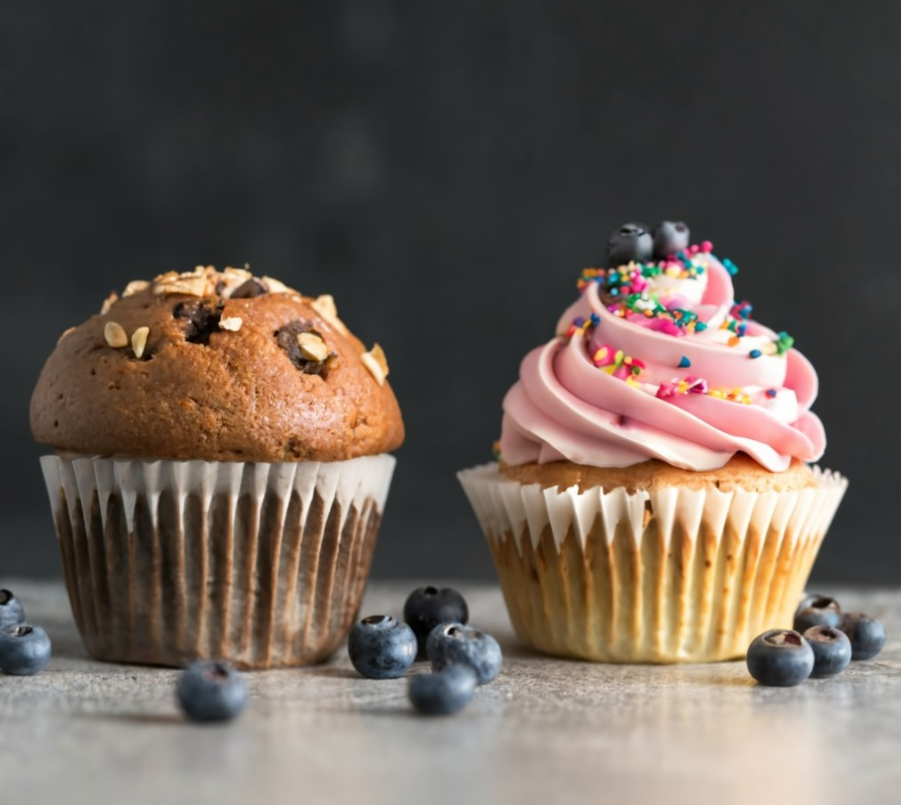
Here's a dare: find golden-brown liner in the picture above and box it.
[459,463,847,663]
[40,454,395,669]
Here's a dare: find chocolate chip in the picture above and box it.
[283,436,304,459]
[173,301,224,345]
[275,320,335,377]
[230,278,268,299]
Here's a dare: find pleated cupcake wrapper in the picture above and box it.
[458,463,847,663]
[41,453,396,669]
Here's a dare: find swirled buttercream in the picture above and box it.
[499,249,825,472]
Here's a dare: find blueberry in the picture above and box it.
[0,624,52,676]
[427,623,502,685]
[408,665,477,716]
[652,221,690,258]
[839,612,887,661]
[803,625,852,678]
[794,594,842,633]
[0,589,25,629]
[797,592,840,613]
[746,629,814,687]
[176,661,247,723]
[403,586,469,658]
[793,593,842,634]
[607,223,653,266]
[348,615,417,679]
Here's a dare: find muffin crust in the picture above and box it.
[31,266,404,462]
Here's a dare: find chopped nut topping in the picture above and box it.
[219,316,243,332]
[215,267,255,298]
[153,275,211,297]
[297,331,329,362]
[370,343,389,374]
[311,294,349,334]
[104,322,128,349]
[361,343,389,385]
[101,292,119,315]
[311,293,337,319]
[260,276,292,294]
[58,326,76,346]
[119,266,300,305]
[131,326,150,358]
[223,266,252,280]
[122,280,149,297]
[275,320,334,376]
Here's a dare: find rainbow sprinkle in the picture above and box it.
[592,343,646,387]
[656,376,752,405]
[575,242,762,340]
[577,241,712,297]
[564,313,600,339]
[567,236,796,412]
[708,388,753,405]
[773,331,794,355]
[656,376,708,399]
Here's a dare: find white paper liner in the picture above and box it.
[458,462,847,663]
[41,453,396,669]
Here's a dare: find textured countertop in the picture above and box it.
[0,580,897,805]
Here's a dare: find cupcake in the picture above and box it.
[32,265,403,669]
[459,222,846,663]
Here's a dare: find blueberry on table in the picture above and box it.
[0,589,25,629]
[176,661,247,723]
[427,623,502,685]
[607,223,653,265]
[797,592,840,613]
[348,615,417,679]
[403,587,469,658]
[746,629,814,687]
[804,625,852,678]
[0,624,51,676]
[408,665,477,716]
[793,594,842,633]
[652,221,690,258]
[839,613,887,661]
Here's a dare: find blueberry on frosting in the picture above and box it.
[607,223,653,265]
[652,220,690,258]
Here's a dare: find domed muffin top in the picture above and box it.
[31,265,404,462]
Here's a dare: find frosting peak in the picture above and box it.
[499,238,826,473]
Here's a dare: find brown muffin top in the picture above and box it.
[31,266,404,462]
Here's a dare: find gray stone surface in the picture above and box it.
[0,580,897,805]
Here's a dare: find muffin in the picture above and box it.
[458,222,846,663]
[32,265,403,669]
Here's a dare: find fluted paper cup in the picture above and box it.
[458,463,847,663]
[41,453,395,669]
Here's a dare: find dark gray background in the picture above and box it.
[2,1,898,583]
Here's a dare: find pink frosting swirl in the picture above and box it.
[500,255,825,472]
